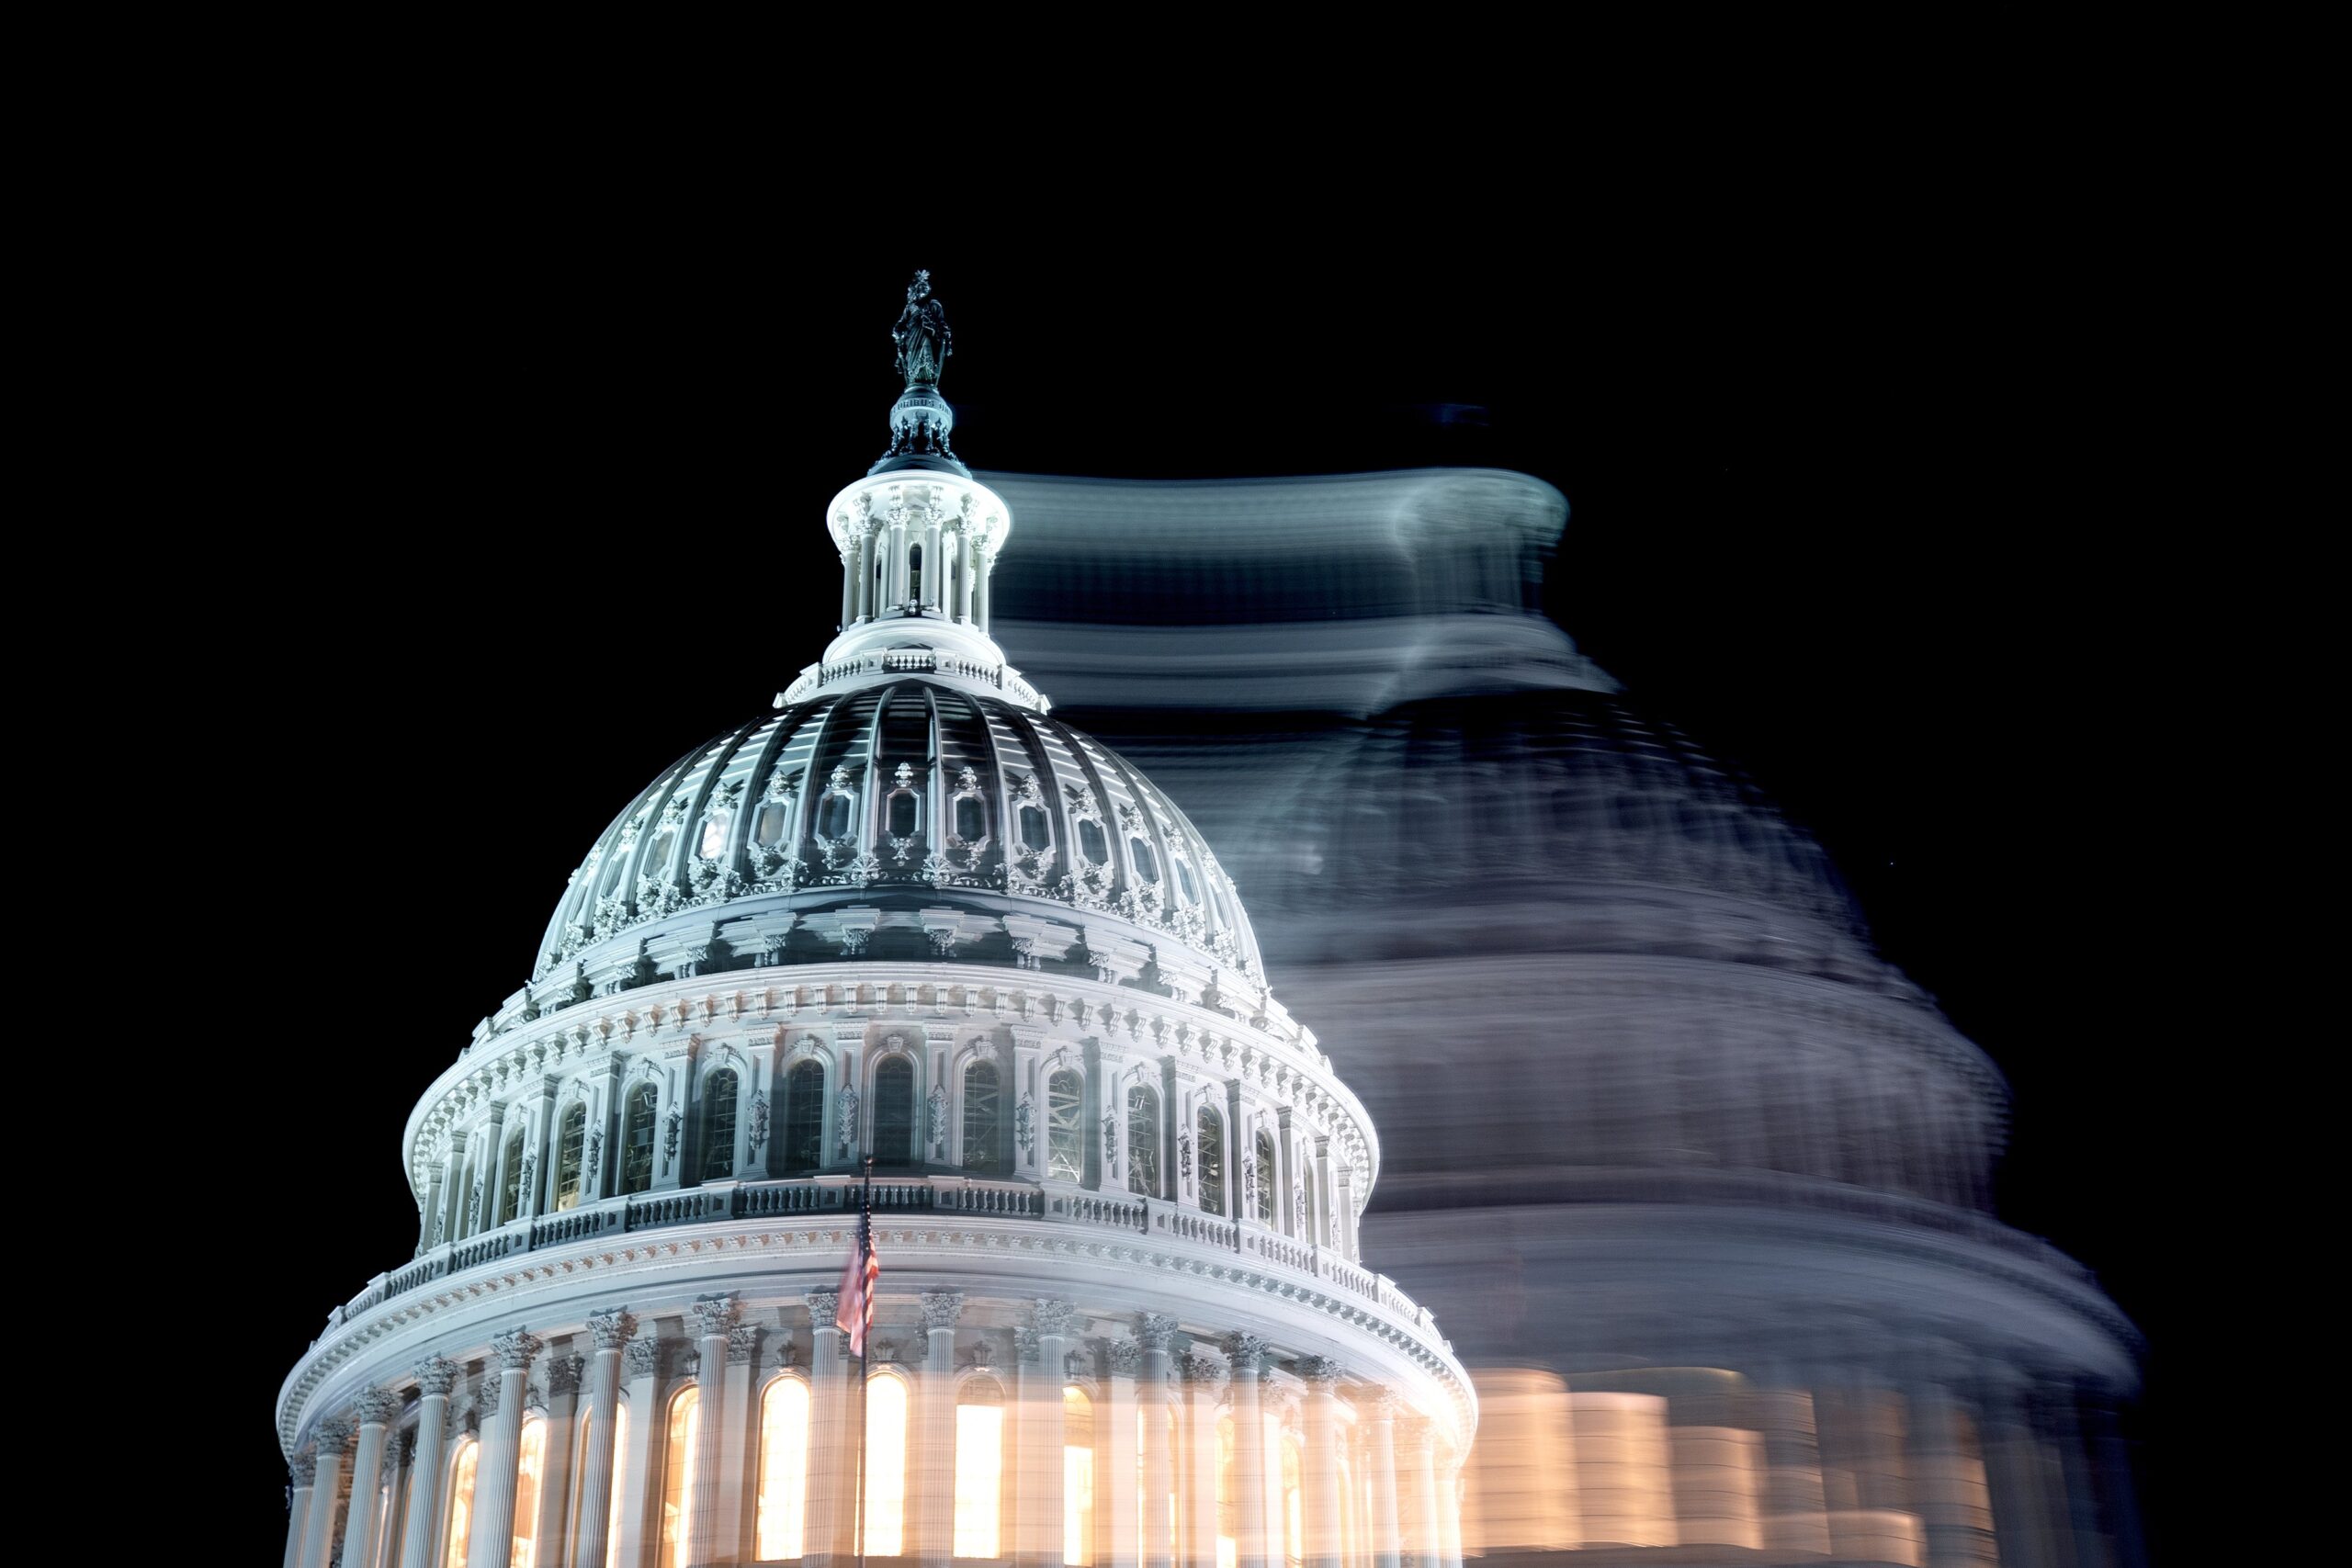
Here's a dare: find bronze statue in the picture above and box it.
[892,269,952,388]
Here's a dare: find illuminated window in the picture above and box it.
[785,1060,826,1175]
[442,1437,479,1568]
[1047,1069,1085,1181]
[1078,819,1108,866]
[604,1404,628,1568]
[753,798,790,850]
[1138,1404,1177,1556]
[621,1085,658,1195]
[955,1379,1005,1557]
[701,1069,739,1181]
[554,1104,587,1212]
[874,1056,915,1167]
[659,1387,699,1568]
[698,810,730,861]
[1216,1416,1237,1568]
[1281,1432,1303,1568]
[862,1372,909,1555]
[1254,1132,1276,1224]
[512,1416,547,1568]
[567,1408,592,1550]
[645,823,676,878]
[1065,1386,1095,1566]
[756,1378,810,1561]
[963,1061,1003,1175]
[1198,1109,1225,1216]
[498,1129,526,1225]
[1127,1086,1160,1197]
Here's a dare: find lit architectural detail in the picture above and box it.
[275,276,1470,1568]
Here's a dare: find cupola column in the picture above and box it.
[467,1328,541,1568]
[339,1388,401,1568]
[1181,1353,1226,1568]
[1405,1419,1441,1568]
[531,1356,584,1566]
[1366,1390,1403,1568]
[283,1450,315,1568]
[398,1357,460,1568]
[687,1293,740,1566]
[611,1337,664,1568]
[1227,1335,1272,1568]
[1023,1300,1075,1568]
[918,1291,966,1568]
[1138,1315,1179,1568]
[1301,1359,1344,1568]
[805,1290,847,1568]
[567,1311,630,1568]
[300,1419,351,1568]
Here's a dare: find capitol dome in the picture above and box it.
[277,278,1469,1568]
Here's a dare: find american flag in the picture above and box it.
[835,1162,878,1357]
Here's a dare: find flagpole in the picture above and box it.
[854,1154,873,1568]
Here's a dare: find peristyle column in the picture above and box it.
[687,1292,740,1567]
[1139,1315,1180,1568]
[301,1419,354,1568]
[568,1310,632,1568]
[1227,1334,1272,1568]
[340,1388,401,1568]
[1301,1359,1344,1568]
[919,1291,966,1568]
[1367,1390,1402,1568]
[400,1357,461,1568]
[469,1327,542,1568]
[284,1450,315,1568]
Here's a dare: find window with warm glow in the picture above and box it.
[1065,1385,1095,1566]
[567,1408,592,1549]
[701,1069,739,1181]
[511,1416,547,1568]
[756,1377,810,1561]
[862,1372,909,1555]
[1216,1416,1237,1568]
[1281,1432,1304,1568]
[443,1438,479,1568]
[955,1384,1004,1558]
[659,1387,699,1568]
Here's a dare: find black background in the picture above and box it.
[210,162,2204,1558]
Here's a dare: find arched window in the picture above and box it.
[863,1371,909,1555]
[1127,1085,1160,1197]
[511,1416,547,1568]
[1197,1108,1225,1216]
[554,1104,587,1212]
[1046,1069,1085,1181]
[700,1069,739,1181]
[756,1377,810,1561]
[910,543,924,604]
[1065,1385,1094,1566]
[874,1056,916,1168]
[963,1060,1002,1175]
[955,1378,1005,1558]
[785,1060,826,1175]
[1254,1131,1276,1224]
[497,1128,526,1225]
[659,1386,699,1568]
[621,1085,658,1195]
[442,1436,479,1568]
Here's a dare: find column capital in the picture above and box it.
[548,1354,587,1396]
[588,1307,637,1350]
[728,1325,763,1365]
[1109,1340,1143,1378]
[689,1292,741,1337]
[1225,1332,1271,1374]
[1138,1313,1180,1351]
[1182,1349,1227,1389]
[922,1291,967,1332]
[1298,1356,1344,1387]
[492,1328,544,1371]
[1016,1328,1040,1365]
[623,1337,663,1381]
[314,1416,356,1458]
[413,1355,462,1398]
[288,1448,318,1486]
[806,1288,841,1324]
[1030,1298,1077,1338]
[354,1387,402,1427]
[1363,1387,1400,1420]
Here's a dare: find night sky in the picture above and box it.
[223,201,2193,1553]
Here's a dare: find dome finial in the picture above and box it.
[875,268,967,477]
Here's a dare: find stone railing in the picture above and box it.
[351,1174,1419,1341]
[783,650,1045,710]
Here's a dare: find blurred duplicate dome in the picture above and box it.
[991,468,2147,1565]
